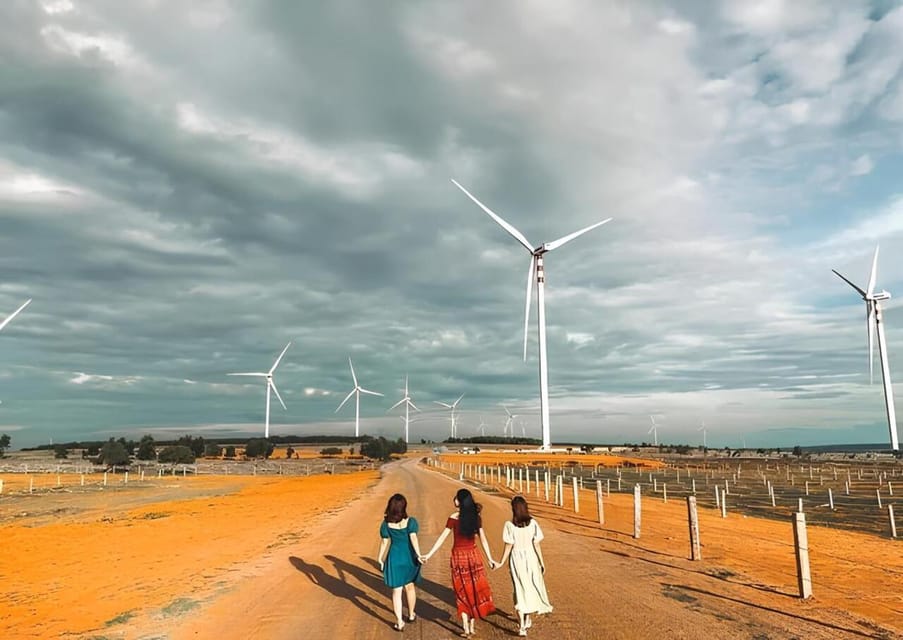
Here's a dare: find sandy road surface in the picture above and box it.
[160,459,898,640]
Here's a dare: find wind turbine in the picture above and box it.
[698,421,708,449]
[519,419,527,438]
[648,415,659,446]
[833,245,900,451]
[453,179,612,451]
[336,357,384,438]
[503,405,518,438]
[227,341,291,439]
[1,299,31,333]
[478,415,487,437]
[434,394,464,438]
[388,375,419,443]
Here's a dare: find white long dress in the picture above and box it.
[503,519,553,615]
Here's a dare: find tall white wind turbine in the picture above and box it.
[0,299,31,332]
[227,341,291,439]
[648,415,659,446]
[389,375,419,443]
[336,357,384,438]
[435,393,464,439]
[833,245,900,451]
[453,180,612,451]
[698,421,708,449]
[478,415,487,437]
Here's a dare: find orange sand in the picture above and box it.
[0,470,378,638]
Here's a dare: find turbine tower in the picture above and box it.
[388,375,419,443]
[648,415,659,446]
[833,245,900,451]
[227,341,291,439]
[336,357,384,438]
[0,299,31,332]
[478,415,487,437]
[503,405,518,438]
[698,421,708,449]
[453,179,612,450]
[435,394,464,439]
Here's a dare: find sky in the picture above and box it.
[3,0,903,450]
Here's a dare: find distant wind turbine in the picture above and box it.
[698,421,708,449]
[336,357,384,438]
[648,415,659,446]
[503,405,518,438]
[388,375,419,443]
[478,415,487,437]
[435,394,464,439]
[833,245,900,451]
[0,299,31,333]
[227,341,291,439]
[453,179,612,450]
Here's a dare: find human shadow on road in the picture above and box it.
[354,556,515,635]
[289,556,389,625]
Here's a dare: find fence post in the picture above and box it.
[877,489,883,509]
[828,488,834,511]
[633,484,642,539]
[572,477,579,513]
[687,496,701,561]
[544,472,550,502]
[889,505,898,539]
[663,483,667,503]
[792,512,813,599]
[720,488,727,518]
[596,480,604,525]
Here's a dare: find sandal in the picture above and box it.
[393,621,405,632]
[408,614,416,622]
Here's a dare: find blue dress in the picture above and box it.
[380,517,421,588]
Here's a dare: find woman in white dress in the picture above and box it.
[494,496,552,636]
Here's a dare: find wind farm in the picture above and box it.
[4,3,903,638]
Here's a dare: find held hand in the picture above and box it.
[378,559,385,572]
[419,554,429,564]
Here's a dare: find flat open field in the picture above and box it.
[0,469,379,638]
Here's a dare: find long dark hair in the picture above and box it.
[511,495,532,527]
[384,493,408,523]
[456,488,482,537]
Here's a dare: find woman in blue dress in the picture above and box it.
[377,493,423,631]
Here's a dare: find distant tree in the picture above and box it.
[245,438,274,459]
[320,447,343,456]
[0,433,10,457]
[98,438,130,468]
[792,445,803,458]
[204,443,223,458]
[53,444,69,459]
[360,437,407,461]
[84,443,100,457]
[224,445,236,459]
[158,445,195,464]
[178,435,205,458]
[348,446,355,455]
[285,446,295,459]
[118,436,136,456]
[136,435,156,461]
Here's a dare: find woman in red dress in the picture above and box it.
[422,488,497,637]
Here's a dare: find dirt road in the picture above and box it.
[160,458,897,640]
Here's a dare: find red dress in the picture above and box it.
[447,516,496,619]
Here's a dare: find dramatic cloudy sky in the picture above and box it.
[3,0,903,449]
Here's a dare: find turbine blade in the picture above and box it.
[335,389,355,412]
[504,404,512,417]
[269,341,292,374]
[269,380,287,411]
[869,302,876,384]
[409,400,420,412]
[832,269,867,297]
[435,401,452,408]
[228,372,268,377]
[0,299,32,332]
[348,357,358,387]
[389,398,406,410]
[359,388,383,397]
[523,256,536,361]
[454,393,465,407]
[544,217,613,251]
[450,179,533,252]
[867,245,879,297]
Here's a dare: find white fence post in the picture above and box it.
[596,480,604,525]
[633,484,642,539]
[792,512,813,599]
[687,496,701,561]
[572,477,579,513]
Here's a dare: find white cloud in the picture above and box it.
[850,154,875,177]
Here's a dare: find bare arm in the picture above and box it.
[408,532,423,558]
[377,537,390,570]
[423,528,451,560]
[496,543,513,569]
[477,528,495,567]
[533,540,546,572]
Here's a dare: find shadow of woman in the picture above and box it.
[288,556,389,624]
[325,555,460,634]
